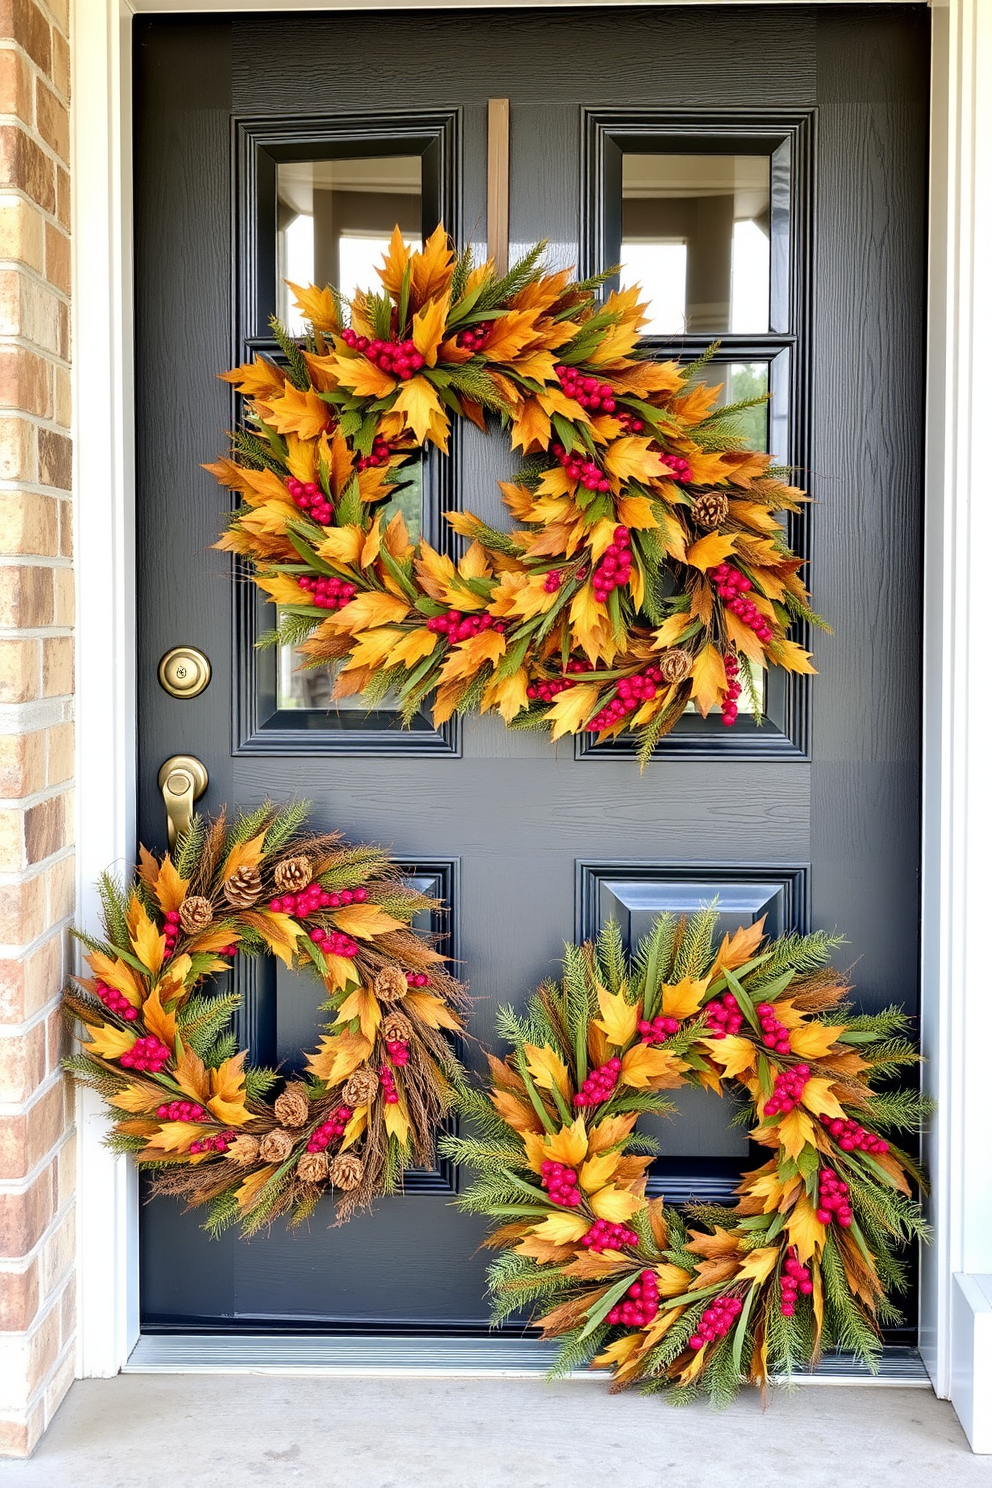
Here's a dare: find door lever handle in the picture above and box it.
[157,755,208,849]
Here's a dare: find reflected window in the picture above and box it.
[621,154,771,335]
[276,155,423,331]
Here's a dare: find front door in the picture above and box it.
[133,6,928,1337]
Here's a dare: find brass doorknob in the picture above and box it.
[157,755,208,848]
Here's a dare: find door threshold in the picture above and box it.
[124,1334,932,1385]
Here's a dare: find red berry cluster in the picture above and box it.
[540,1160,582,1207]
[189,1130,235,1156]
[156,1100,206,1122]
[543,570,562,593]
[162,910,181,960]
[607,1270,659,1329]
[823,1117,888,1156]
[405,972,431,988]
[816,1168,853,1227]
[662,454,692,483]
[554,365,617,414]
[218,944,237,958]
[309,928,359,956]
[764,1062,811,1117]
[306,1105,352,1152]
[757,1002,792,1055]
[688,1294,743,1350]
[379,1064,400,1104]
[456,325,490,352]
[722,651,742,727]
[286,476,333,525]
[710,563,773,644]
[586,666,664,733]
[297,574,357,612]
[120,1036,171,1074]
[355,438,391,471]
[591,527,632,602]
[270,884,367,917]
[526,659,593,704]
[94,980,138,1022]
[550,442,611,493]
[341,328,425,379]
[573,1057,621,1108]
[779,1248,814,1315]
[638,1014,680,1045]
[386,1038,410,1067]
[704,992,743,1038]
[617,411,645,435]
[426,610,505,643]
[581,1218,639,1253]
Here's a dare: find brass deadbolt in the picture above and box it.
[158,645,211,699]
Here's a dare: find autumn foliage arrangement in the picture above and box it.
[446,910,929,1399]
[211,227,826,763]
[63,802,466,1231]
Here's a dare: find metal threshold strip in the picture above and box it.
[125,1335,932,1385]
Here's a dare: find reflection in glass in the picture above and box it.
[692,362,771,454]
[276,156,423,333]
[621,154,771,335]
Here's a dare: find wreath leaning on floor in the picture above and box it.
[447,909,929,1400]
[211,227,827,764]
[64,802,467,1232]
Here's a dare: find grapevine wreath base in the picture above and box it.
[446,909,929,1401]
[64,802,467,1232]
[211,227,827,764]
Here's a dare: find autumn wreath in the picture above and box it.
[64,802,466,1231]
[211,228,825,763]
[446,909,928,1398]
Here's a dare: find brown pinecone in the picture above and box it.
[657,648,692,685]
[382,1011,413,1043]
[274,855,313,893]
[328,1152,364,1191]
[691,491,729,529]
[178,894,213,935]
[273,1083,311,1129]
[228,1134,260,1167]
[296,1151,329,1185]
[342,1066,380,1108]
[373,965,409,1003]
[259,1128,295,1164]
[223,865,263,910]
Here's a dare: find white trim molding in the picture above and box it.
[70,0,991,1452]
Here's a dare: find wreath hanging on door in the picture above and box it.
[210,227,826,764]
[448,910,928,1400]
[64,802,467,1232]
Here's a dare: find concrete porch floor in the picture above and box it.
[0,1375,989,1486]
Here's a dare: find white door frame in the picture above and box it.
[70,0,992,1442]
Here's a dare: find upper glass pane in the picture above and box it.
[621,154,771,335]
[276,155,423,333]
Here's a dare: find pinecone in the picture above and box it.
[373,965,409,1003]
[342,1066,380,1108]
[178,895,213,935]
[382,1011,413,1043]
[259,1128,294,1164]
[228,1134,260,1167]
[273,1082,311,1129]
[296,1151,329,1185]
[691,491,729,529]
[223,865,263,910]
[328,1152,364,1191]
[657,648,692,685]
[274,855,313,893]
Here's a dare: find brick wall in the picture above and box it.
[0,0,74,1458]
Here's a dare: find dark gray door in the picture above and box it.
[133,6,928,1335]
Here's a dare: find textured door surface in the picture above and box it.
[133,5,928,1335]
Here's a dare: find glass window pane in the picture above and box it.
[621,154,771,334]
[276,155,423,332]
[691,361,771,453]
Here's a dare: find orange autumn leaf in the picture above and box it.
[266,384,335,441]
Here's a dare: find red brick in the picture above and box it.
[0,1,52,75]
[0,1162,55,1258]
[0,125,55,215]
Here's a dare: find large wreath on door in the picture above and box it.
[210,227,826,763]
[64,803,467,1232]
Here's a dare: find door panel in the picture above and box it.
[133,6,928,1336]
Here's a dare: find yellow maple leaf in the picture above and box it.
[700,1034,756,1079]
[218,355,286,402]
[402,990,463,1031]
[789,1022,842,1060]
[86,951,144,1008]
[616,493,660,531]
[237,909,304,968]
[266,384,335,441]
[714,918,766,972]
[139,983,176,1051]
[258,574,308,606]
[146,1121,203,1154]
[334,984,382,1044]
[594,984,638,1049]
[585,1112,638,1155]
[235,1166,277,1211]
[221,831,268,884]
[411,291,451,368]
[546,682,600,741]
[288,281,339,333]
[392,374,445,444]
[737,1246,781,1285]
[530,1212,590,1246]
[409,224,456,307]
[800,1076,847,1121]
[524,1042,572,1098]
[437,628,506,685]
[108,1085,164,1114]
[207,1050,250,1126]
[589,1185,645,1223]
[603,435,668,484]
[83,1023,137,1061]
[332,903,405,940]
[592,1334,642,1370]
[173,1043,211,1103]
[773,638,817,674]
[775,1106,817,1162]
[786,1192,827,1264]
[660,977,711,1020]
[384,1098,412,1146]
[321,953,358,994]
[481,667,530,724]
[620,1042,684,1089]
[309,1029,373,1086]
[685,532,737,571]
[327,590,411,634]
[127,892,165,974]
[333,356,396,399]
[376,225,412,297]
[579,1152,620,1193]
[390,629,440,669]
[339,1106,368,1151]
[340,627,407,673]
[537,1118,589,1169]
[690,644,727,718]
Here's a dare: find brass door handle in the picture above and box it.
[157,755,208,849]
